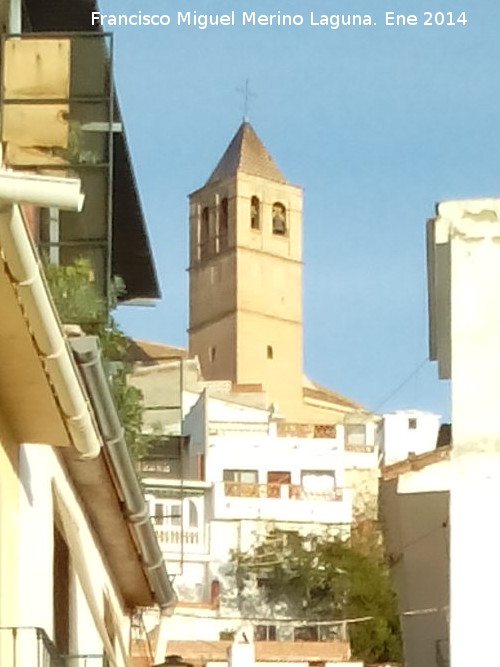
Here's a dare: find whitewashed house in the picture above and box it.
[129,350,379,645]
[378,410,442,466]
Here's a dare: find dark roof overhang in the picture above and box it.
[21,0,161,302]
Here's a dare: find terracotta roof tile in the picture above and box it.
[164,640,350,666]
[127,339,187,363]
[381,446,451,481]
[302,382,367,412]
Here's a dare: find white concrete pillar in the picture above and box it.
[430,199,500,667]
[228,641,255,667]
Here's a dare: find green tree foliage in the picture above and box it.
[43,257,107,324]
[108,367,150,461]
[44,257,152,461]
[234,528,403,664]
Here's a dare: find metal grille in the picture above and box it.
[0,627,109,667]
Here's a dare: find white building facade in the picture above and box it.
[378,410,442,466]
[427,199,500,667]
[138,385,379,643]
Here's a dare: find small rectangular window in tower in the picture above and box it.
[251,196,260,229]
[219,197,228,251]
[408,418,418,430]
[209,346,216,362]
[272,202,287,235]
[200,207,210,260]
[267,345,273,359]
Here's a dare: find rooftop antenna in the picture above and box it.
[236,78,256,122]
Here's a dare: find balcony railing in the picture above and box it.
[0,627,108,667]
[137,460,173,475]
[223,482,343,501]
[153,526,201,547]
[277,423,337,438]
[60,657,108,667]
[344,442,375,453]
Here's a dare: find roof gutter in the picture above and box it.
[0,170,101,458]
[70,335,177,614]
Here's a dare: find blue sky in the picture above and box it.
[100,0,500,420]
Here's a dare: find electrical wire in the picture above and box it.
[163,606,447,625]
[370,357,429,416]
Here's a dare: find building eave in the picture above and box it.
[61,446,159,609]
[0,254,71,446]
[381,445,451,481]
[71,336,177,613]
[0,195,101,458]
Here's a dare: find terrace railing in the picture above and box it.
[223,482,343,501]
[0,627,109,667]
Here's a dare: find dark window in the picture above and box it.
[251,196,260,229]
[154,503,163,525]
[53,525,70,653]
[408,418,418,430]
[319,625,339,641]
[255,625,277,641]
[272,202,287,235]
[294,626,319,642]
[219,197,228,250]
[209,346,216,362]
[200,207,209,260]
[267,345,273,359]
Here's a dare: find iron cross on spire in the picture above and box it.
[236,79,256,122]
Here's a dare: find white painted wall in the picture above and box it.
[17,444,133,667]
[429,199,500,667]
[207,435,345,485]
[145,390,379,646]
[380,410,441,466]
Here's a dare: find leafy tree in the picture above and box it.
[44,257,152,460]
[234,528,403,664]
[108,367,151,461]
[43,257,108,324]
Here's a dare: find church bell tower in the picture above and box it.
[188,122,303,416]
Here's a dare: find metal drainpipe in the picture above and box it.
[69,335,177,614]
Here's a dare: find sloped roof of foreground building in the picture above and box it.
[0,199,175,612]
